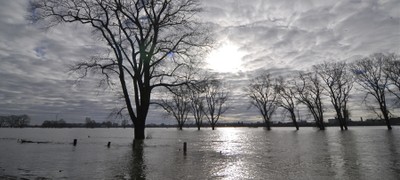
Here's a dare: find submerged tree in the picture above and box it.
[276,77,299,130]
[30,0,210,139]
[295,72,325,130]
[247,73,279,130]
[189,81,206,130]
[158,85,191,130]
[351,53,392,130]
[314,62,354,130]
[203,79,229,130]
[383,53,400,102]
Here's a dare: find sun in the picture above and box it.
[206,42,246,73]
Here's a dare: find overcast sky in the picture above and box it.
[0,0,399,125]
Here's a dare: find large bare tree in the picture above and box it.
[351,53,392,130]
[295,72,325,130]
[203,79,229,130]
[247,73,279,130]
[314,62,354,130]
[276,77,299,130]
[31,0,210,139]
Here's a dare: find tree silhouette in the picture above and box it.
[351,53,393,130]
[295,72,325,130]
[382,53,400,103]
[276,77,299,130]
[247,73,279,130]
[188,81,207,130]
[158,85,191,130]
[314,62,354,130]
[203,79,229,130]
[30,0,210,139]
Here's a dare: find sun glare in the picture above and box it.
[206,42,246,73]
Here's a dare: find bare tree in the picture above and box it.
[314,62,354,130]
[276,77,299,130]
[247,73,279,130]
[351,53,392,130]
[203,79,229,130]
[188,82,206,130]
[31,0,211,139]
[295,72,325,130]
[158,86,191,130]
[383,53,400,102]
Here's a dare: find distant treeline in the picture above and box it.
[0,115,30,128]
[1,116,399,128]
[42,118,121,128]
[147,117,400,128]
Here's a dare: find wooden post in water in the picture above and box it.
[73,139,77,146]
[107,142,111,148]
[183,142,187,154]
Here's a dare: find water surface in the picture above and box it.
[0,127,399,179]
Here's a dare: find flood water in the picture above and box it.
[0,126,399,179]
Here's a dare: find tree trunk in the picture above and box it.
[338,119,344,131]
[197,126,201,130]
[265,119,271,130]
[134,123,146,140]
[319,120,325,130]
[315,120,321,129]
[343,109,349,130]
[212,125,215,130]
[383,111,392,130]
[293,121,299,130]
[378,102,392,130]
[343,112,348,130]
[290,111,299,130]
[334,108,344,130]
[385,119,392,130]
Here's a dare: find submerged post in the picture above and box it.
[73,139,77,146]
[107,142,111,148]
[183,142,187,154]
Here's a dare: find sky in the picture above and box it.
[0,0,399,125]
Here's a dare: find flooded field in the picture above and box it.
[0,126,399,179]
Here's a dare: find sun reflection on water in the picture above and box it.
[210,128,254,179]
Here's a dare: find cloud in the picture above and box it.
[0,0,399,125]
[201,0,400,122]
[0,1,120,124]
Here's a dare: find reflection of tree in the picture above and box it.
[385,131,400,179]
[340,131,361,179]
[129,140,146,180]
